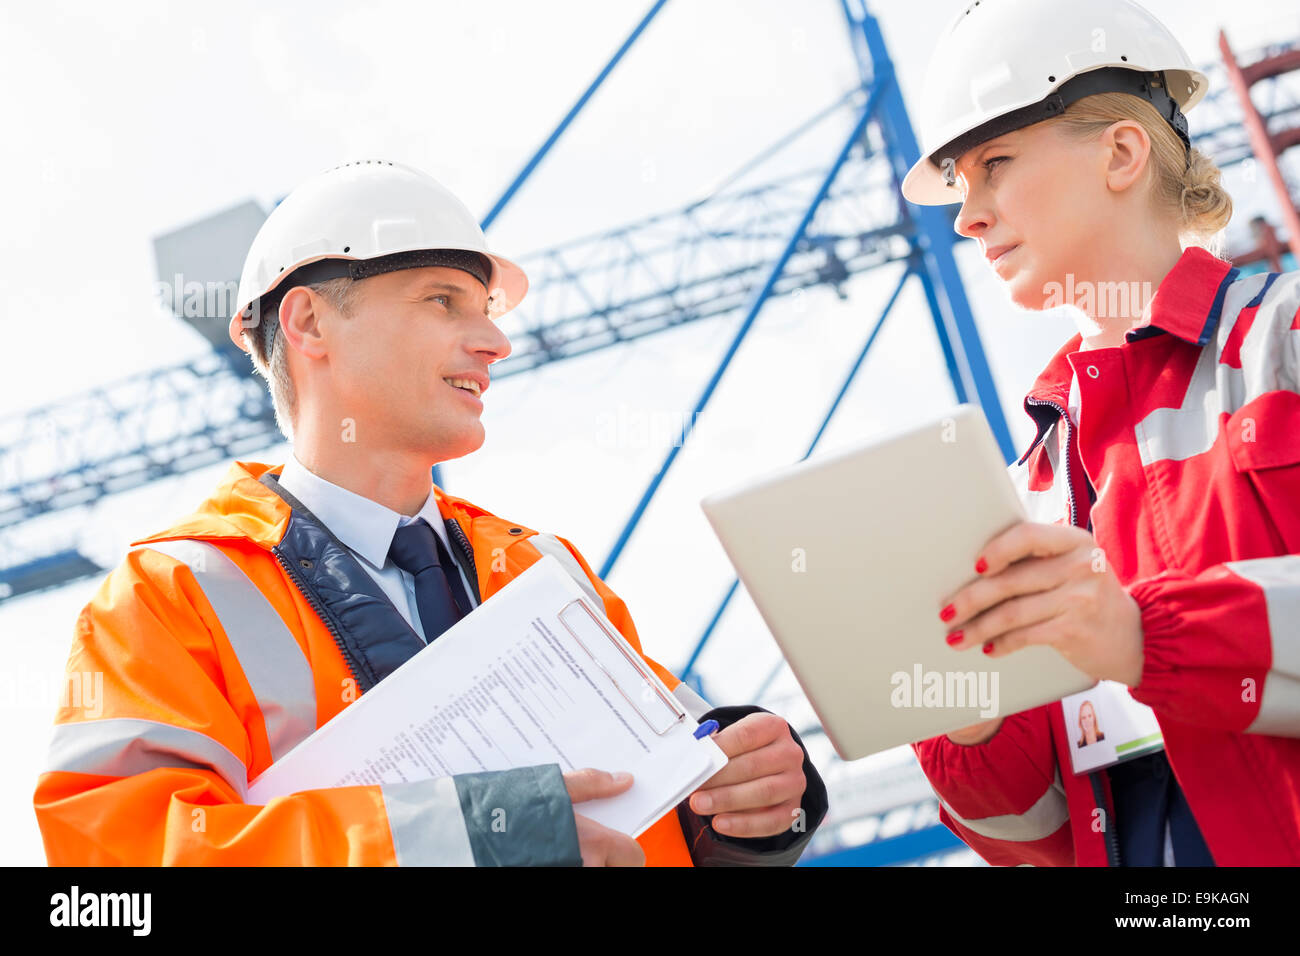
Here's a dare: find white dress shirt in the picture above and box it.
[1067,371,1082,430]
[276,455,478,644]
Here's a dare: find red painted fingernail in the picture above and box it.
[982,642,994,655]
[940,604,957,622]
[975,557,988,575]
[946,630,964,647]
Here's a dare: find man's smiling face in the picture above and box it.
[323,265,512,463]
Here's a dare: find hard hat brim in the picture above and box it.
[227,246,529,354]
[902,65,1209,207]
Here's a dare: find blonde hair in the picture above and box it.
[242,277,358,442]
[1052,92,1233,256]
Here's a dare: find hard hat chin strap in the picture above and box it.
[934,67,1192,187]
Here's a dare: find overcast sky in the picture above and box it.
[3,0,1298,864]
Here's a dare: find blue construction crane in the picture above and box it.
[2,10,1287,604]
[0,7,1289,602]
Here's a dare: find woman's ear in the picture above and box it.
[1102,120,1152,195]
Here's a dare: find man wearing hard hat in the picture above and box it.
[33,160,827,867]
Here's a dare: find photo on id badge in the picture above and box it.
[1063,681,1166,775]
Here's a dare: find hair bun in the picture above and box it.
[1180,148,1233,241]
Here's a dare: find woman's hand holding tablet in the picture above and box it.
[939,522,1145,688]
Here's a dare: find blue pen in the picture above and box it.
[693,719,720,739]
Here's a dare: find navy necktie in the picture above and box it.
[387,518,470,644]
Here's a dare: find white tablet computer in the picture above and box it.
[700,404,1093,761]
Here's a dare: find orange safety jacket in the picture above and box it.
[34,460,827,866]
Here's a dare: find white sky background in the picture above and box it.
[2,0,1298,865]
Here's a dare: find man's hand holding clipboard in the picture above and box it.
[686,713,808,839]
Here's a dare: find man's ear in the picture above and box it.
[1103,120,1152,195]
[277,287,329,360]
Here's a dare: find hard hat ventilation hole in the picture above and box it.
[343,246,351,253]
[1048,75,1056,83]
[1121,56,1129,62]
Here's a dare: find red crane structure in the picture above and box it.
[1220,30,1300,267]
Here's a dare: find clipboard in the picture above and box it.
[557,599,686,736]
[247,555,727,836]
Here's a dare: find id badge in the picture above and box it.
[1062,680,1164,775]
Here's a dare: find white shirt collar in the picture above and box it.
[276,454,451,570]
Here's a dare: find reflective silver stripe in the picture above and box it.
[937,770,1069,843]
[46,717,248,799]
[1135,343,1226,465]
[673,683,712,721]
[381,778,475,866]
[1135,272,1295,467]
[139,540,317,762]
[1248,676,1300,737]
[1227,555,1300,737]
[529,533,604,608]
[1228,270,1300,395]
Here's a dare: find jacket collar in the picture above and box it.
[276,454,450,571]
[1123,245,1239,348]
[130,460,512,693]
[1016,247,1239,464]
[130,459,498,552]
[131,460,291,550]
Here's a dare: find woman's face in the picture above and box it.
[1080,703,1096,734]
[950,121,1114,311]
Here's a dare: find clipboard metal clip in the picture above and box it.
[557,599,686,736]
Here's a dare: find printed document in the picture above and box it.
[247,555,728,837]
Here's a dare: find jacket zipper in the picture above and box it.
[445,517,482,605]
[271,547,365,692]
[1024,398,1078,528]
[1088,771,1122,867]
[1027,399,1114,864]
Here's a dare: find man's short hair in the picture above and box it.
[243,278,358,442]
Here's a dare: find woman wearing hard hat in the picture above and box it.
[904,0,1300,865]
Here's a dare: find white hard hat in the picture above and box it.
[901,0,1208,206]
[229,159,527,352]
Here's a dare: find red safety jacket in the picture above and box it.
[914,246,1300,866]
